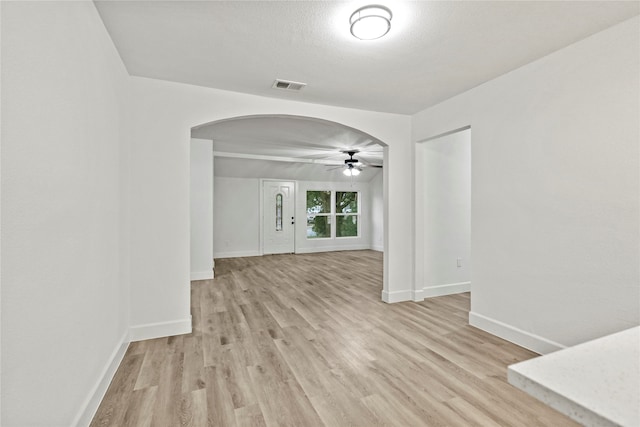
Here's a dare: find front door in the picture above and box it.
[263,181,295,254]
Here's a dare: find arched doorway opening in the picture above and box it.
[189,114,387,297]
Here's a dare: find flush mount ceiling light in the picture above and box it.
[349,5,392,40]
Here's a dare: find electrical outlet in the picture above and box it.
[457,258,462,267]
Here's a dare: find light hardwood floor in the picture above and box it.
[91,250,578,426]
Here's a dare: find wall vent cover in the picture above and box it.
[272,79,307,91]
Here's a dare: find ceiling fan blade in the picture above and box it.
[359,159,383,168]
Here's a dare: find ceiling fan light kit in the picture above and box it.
[341,151,364,177]
[325,149,381,178]
[343,165,361,176]
[350,5,392,40]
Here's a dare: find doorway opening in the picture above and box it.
[415,126,471,300]
[189,114,387,293]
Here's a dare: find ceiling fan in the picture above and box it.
[328,150,383,176]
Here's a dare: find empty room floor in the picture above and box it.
[91,250,578,426]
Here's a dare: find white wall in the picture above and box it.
[190,138,213,280]
[214,177,261,258]
[212,176,376,257]
[1,2,4,421]
[296,180,371,254]
[413,17,640,353]
[1,2,129,425]
[369,170,384,252]
[124,76,412,328]
[416,129,471,299]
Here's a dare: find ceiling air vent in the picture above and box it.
[272,79,307,91]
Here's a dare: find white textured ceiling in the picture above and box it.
[192,115,384,165]
[194,115,385,181]
[97,0,637,179]
[95,1,638,114]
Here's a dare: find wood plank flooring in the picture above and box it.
[91,250,578,426]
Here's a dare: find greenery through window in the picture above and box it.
[307,191,331,238]
[306,190,359,239]
[336,192,359,237]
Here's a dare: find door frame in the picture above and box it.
[259,179,297,255]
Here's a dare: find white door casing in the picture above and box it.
[263,181,295,254]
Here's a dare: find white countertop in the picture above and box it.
[508,326,640,427]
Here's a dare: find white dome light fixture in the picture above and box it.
[350,5,392,40]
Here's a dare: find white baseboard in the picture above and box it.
[412,282,470,301]
[370,244,384,252]
[129,316,192,342]
[381,289,413,303]
[190,270,213,281]
[72,330,129,427]
[295,244,370,254]
[214,250,261,259]
[215,247,373,258]
[423,281,471,298]
[469,311,566,355]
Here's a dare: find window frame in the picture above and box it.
[305,190,360,240]
[306,190,333,239]
[335,191,360,239]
